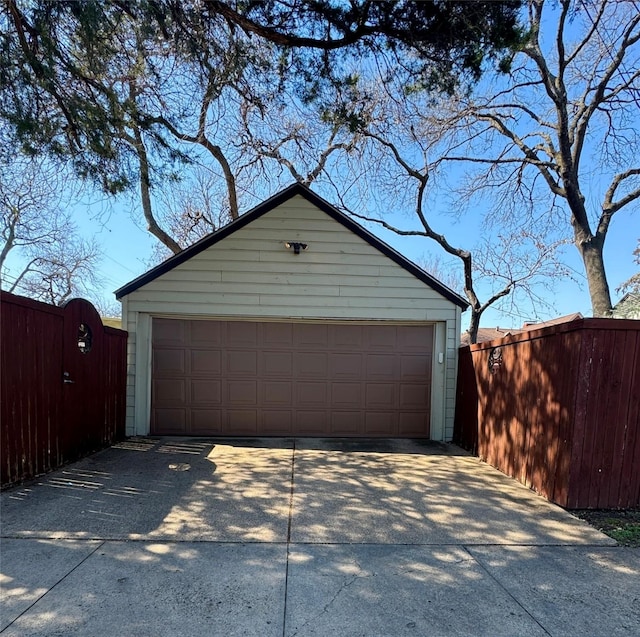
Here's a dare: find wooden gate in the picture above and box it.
[1,291,127,486]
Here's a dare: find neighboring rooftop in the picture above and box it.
[460,327,515,346]
[461,313,584,346]
[520,313,584,331]
[102,317,122,329]
[613,293,640,320]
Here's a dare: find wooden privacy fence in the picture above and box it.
[454,318,640,509]
[1,291,127,486]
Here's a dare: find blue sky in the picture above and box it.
[3,2,638,328]
[41,184,637,331]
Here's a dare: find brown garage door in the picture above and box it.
[151,318,433,437]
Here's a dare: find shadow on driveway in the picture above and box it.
[2,437,637,637]
[1,437,293,542]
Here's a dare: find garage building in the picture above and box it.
[115,184,468,440]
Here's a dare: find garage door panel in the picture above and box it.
[151,319,432,438]
[365,326,397,349]
[399,412,429,437]
[329,324,362,347]
[262,381,292,405]
[261,410,293,434]
[226,410,258,434]
[329,353,362,377]
[294,324,328,348]
[191,409,222,433]
[331,382,362,408]
[228,380,257,404]
[263,322,293,346]
[153,408,186,434]
[295,411,329,434]
[261,351,293,376]
[227,321,258,346]
[296,382,328,406]
[153,379,185,405]
[154,349,185,374]
[365,354,398,379]
[400,384,430,409]
[365,412,398,435]
[191,350,221,374]
[153,318,185,346]
[365,383,397,409]
[190,320,222,346]
[191,379,221,404]
[398,325,433,350]
[226,350,257,375]
[294,352,328,378]
[331,411,363,435]
[400,356,432,381]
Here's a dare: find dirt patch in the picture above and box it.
[574,508,640,547]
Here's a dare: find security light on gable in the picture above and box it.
[284,241,308,255]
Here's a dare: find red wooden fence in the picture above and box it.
[454,318,640,509]
[1,291,127,486]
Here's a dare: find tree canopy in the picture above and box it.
[251,0,639,338]
[4,0,636,333]
[2,0,523,190]
[417,0,640,318]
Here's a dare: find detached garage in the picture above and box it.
[116,184,468,441]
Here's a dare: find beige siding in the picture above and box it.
[126,300,455,319]
[121,299,138,436]
[122,195,464,440]
[126,199,451,319]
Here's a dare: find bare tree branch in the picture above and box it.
[129,123,182,254]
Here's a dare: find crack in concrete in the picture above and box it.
[287,574,360,637]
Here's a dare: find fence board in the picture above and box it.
[580,329,605,507]
[1,291,127,486]
[552,330,581,506]
[606,331,632,506]
[597,329,625,507]
[454,318,640,509]
[622,337,640,507]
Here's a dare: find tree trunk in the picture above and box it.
[579,239,613,317]
[465,303,481,345]
[565,175,613,317]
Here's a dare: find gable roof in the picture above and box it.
[115,183,468,308]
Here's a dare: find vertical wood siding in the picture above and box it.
[1,292,127,486]
[453,319,640,509]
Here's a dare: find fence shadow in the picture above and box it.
[453,318,640,509]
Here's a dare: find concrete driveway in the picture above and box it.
[1,438,638,636]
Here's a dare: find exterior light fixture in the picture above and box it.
[285,241,308,255]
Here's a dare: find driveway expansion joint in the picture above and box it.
[0,540,105,635]
[282,438,297,637]
[462,545,554,637]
